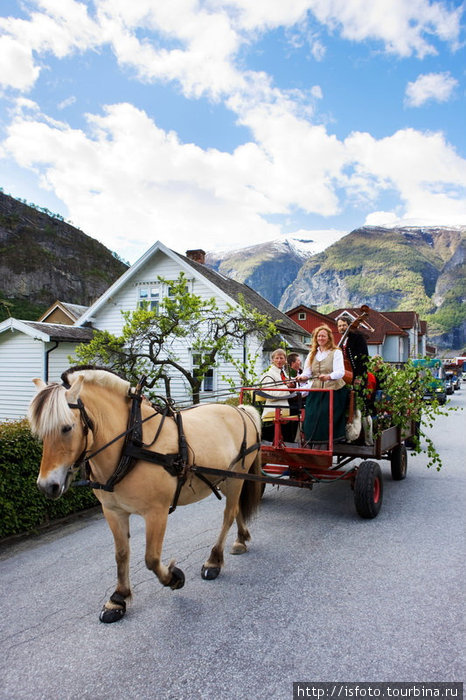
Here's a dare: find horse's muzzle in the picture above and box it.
[36,466,74,500]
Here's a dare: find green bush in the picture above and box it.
[0,419,97,538]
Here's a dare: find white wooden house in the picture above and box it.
[0,319,93,420]
[0,241,309,420]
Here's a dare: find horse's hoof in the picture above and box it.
[168,565,185,590]
[230,542,247,555]
[99,607,125,623]
[201,565,221,580]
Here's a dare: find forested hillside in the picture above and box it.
[0,191,128,321]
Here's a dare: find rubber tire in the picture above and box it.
[354,460,383,519]
[390,444,408,481]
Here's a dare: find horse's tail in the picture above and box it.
[235,404,262,521]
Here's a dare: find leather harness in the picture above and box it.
[67,378,260,514]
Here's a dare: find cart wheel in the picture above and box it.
[354,460,383,519]
[390,444,408,480]
[260,482,266,497]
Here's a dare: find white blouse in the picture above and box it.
[302,348,344,381]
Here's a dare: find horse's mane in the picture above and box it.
[61,365,129,394]
[29,366,130,438]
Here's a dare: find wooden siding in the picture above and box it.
[0,331,44,420]
[49,343,81,381]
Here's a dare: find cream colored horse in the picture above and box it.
[29,367,262,623]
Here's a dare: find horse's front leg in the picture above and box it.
[144,509,185,591]
[100,506,131,623]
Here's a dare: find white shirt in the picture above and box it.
[302,348,344,381]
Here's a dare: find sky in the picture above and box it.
[0,0,465,264]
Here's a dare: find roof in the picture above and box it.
[179,253,307,338]
[382,311,419,329]
[286,304,339,324]
[76,240,308,341]
[328,307,408,344]
[61,303,89,318]
[0,318,94,342]
[38,300,89,323]
[285,304,319,315]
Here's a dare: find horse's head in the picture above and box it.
[30,375,91,499]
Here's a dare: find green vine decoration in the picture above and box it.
[365,358,458,471]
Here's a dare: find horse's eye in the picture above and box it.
[62,425,72,434]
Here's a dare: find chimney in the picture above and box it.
[186,249,206,264]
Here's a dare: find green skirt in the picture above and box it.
[303,386,349,443]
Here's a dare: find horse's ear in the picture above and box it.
[66,375,84,403]
[32,378,47,390]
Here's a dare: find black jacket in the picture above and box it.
[342,330,369,379]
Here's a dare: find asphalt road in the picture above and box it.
[1,389,464,699]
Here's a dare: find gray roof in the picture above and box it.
[24,322,94,342]
[61,303,89,318]
[179,253,308,339]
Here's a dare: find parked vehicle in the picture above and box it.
[445,373,454,395]
[411,359,447,405]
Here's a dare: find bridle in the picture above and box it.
[67,397,95,473]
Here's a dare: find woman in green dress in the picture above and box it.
[296,325,349,445]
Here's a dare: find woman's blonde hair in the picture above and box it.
[307,325,336,364]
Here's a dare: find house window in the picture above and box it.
[298,312,306,320]
[167,281,189,297]
[192,353,214,392]
[138,286,159,311]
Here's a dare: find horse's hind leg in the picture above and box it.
[201,482,243,580]
[231,454,262,555]
[230,508,251,555]
[100,507,131,623]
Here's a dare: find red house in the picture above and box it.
[285,305,339,336]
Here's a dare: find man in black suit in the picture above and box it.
[337,317,369,388]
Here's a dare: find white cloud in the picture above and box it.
[0,0,462,99]
[345,128,466,225]
[364,211,400,226]
[57,96,76,110]
[5,93,465,263]
[405,72,458,107]
[306,0,462,58]
[0,0,465,260]
[0,36,40,90]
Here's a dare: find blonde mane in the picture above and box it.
[29,367,131,438]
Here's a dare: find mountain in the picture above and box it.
[206,231,346,307]
[0,191,128,321]
[209,226,466,350]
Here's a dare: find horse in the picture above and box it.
[29,366,262,623]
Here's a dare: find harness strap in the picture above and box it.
[72,385,260,512]
[168,411,190,514]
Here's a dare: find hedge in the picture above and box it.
[0,419,97,539]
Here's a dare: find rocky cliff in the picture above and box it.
[208,226,466,350]
[0,191,128,321]
[206,239,308,307]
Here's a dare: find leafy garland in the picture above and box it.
[363,358,458,471]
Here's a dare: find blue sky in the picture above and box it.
[0,0,465,263]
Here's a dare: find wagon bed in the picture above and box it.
[237,386,415,518]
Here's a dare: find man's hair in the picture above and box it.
[287,352,300,365]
